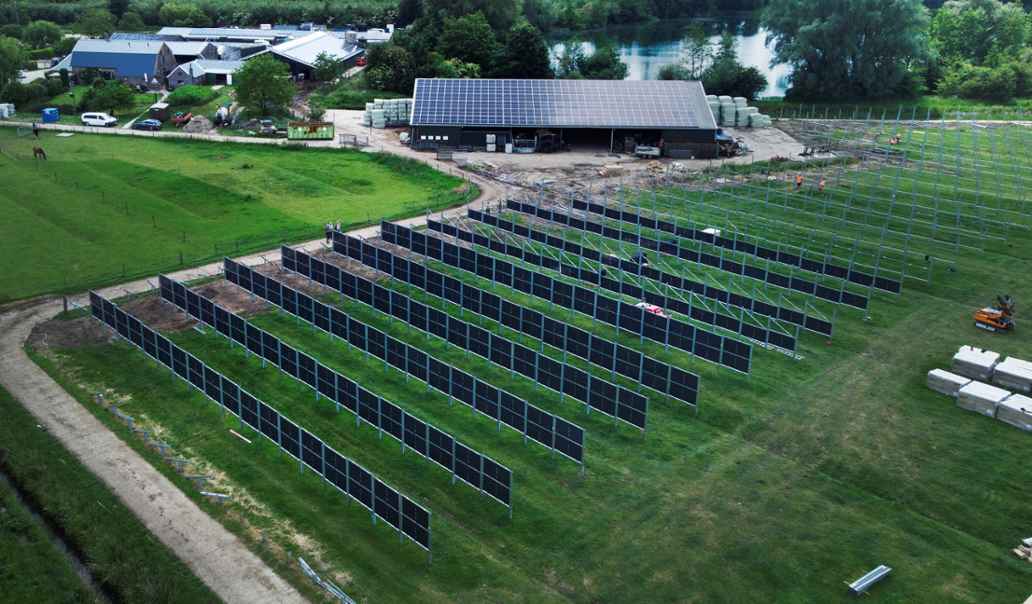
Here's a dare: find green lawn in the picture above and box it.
[755,95,1032,120]
[0,386,218,602]
[0,128,474,301]
[27,123,1032,602]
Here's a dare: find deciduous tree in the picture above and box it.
[764,0,929,99]
[235,54,295,116]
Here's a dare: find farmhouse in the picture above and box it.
[168,59,244,88]
[409,78,720,158]
[67,39,177,86]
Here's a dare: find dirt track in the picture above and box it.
[0,301,306,604]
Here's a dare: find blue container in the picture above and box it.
[41,107,59,123]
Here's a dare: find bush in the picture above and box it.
[938,61,1021,102]
[165,84,218,107]
[0,24,22,40]
[27,47,54,60]
[54,37,76,57]
[1,81,30,105]
[44,76,64,97]
[79,80,134,112]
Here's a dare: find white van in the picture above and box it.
[80,112,118,127]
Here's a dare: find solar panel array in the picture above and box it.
[379,221,753,374]
[517,200,870,310]
[486,205,832,337]
[568,197,902,294]
[411,78,715,130]
[218,262,584,465]
[159,275,514,507]
[455,213,801,350]
[89,291,432,551]
[280,247,649,431]
[331,231,701,407]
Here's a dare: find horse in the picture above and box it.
[33,147,47,160]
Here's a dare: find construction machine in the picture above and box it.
[974,295,1015,332]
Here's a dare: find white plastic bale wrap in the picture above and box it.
[997,394,1032,431]
[926,369,971,397]
[956,381,1010,417]
[951,345,1000,380]
[991,357,1032,393]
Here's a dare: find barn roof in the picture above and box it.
[411,78,717,131]
[69,39,166,77]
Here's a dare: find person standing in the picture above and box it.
[325,222,332,243]
[32,121,40,138]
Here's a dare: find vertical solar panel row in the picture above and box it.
[568,197,902,294]
[215,264,585,465]
[330,231,700,407]
[480,205,834,339]
[448,213,800,351]
[160,275,515,507]
[512,199,871,310]
[278,248,650,432]
[88,291,432,551]
[378,221,753,374]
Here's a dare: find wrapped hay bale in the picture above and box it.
[952,345,1000,380]
[957,381,1009,417]
[733,96,747,106]
[992,357,1032,393]
[927,369,971,397]
[997,394,1032,431]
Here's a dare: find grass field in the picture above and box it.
[755,95,1032,120]
[0,386,218,602]
[0,128,474,301]
[29,124,1032,602]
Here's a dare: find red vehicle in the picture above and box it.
[356,56,367,67]
[635,302,668,318]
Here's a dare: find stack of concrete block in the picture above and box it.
[951,346,1000,381]
[926,369,971,396]
[956,381,1010,417]
[992,356,1032,393]
[997,394,1032,431]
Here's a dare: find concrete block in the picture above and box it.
[926,369,971,397]
[993,357,1032,393]
[957,381,1009,417]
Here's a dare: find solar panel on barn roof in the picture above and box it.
[410,78,716,130]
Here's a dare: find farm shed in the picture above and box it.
[409,78,719,157]
[268,32,363,81]
[168,60,243,89]
[68,39,177,86]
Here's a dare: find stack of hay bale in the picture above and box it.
[362,98,412,129]
[718,96,735,126]
[707,95,772,128]
[706,95,720,124]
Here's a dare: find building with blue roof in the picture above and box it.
[69,39,177,86]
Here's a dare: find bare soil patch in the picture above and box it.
[193,279,270,316]
[27,315,115,351]
[123,295,195,332]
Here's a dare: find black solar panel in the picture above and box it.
[411,78,716,130]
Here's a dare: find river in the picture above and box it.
[549,16,791,98]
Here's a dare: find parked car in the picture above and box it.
[132,119,162,131]
[258,119,277,136]
[81,112,118,127]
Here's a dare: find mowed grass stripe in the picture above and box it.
[0,129,472,301]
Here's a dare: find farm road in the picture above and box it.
[0,300,307,604]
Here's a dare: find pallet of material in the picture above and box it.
[992,357,1032,393]
[927,369,971,396]
[956,381,1009,417]
[997,393,1032,432]
[951,346,1000,381]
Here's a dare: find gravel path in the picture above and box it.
[0,301,306,604]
